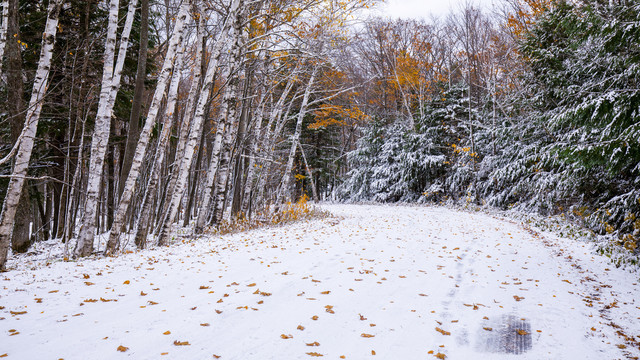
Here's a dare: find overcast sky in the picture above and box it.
[370,0,498,20]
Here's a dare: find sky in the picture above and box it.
[371,0,498,20]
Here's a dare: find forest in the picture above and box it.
[0,0,639,271]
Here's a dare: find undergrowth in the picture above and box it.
[210,195,331,235]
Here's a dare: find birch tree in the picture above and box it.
[158,0,243,245]
[75,0,141,256]
[0,0,63,270]
[106,0,191,254]
[0,0,8,80]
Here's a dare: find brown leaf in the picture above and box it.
[117,345,129,352]
[199,286,210,290]
[123,280,130,285]
[360,333,375,338]
[516,329,529,336]
[280,334,293,339]
[200,323,210,327]
[173,340,190,346]
[435,353,446,359]
[215,310,223,314]
[83,274,90,279]
[212,355,221,359]
[140,291,147,296]
[435,327,451,336]
[320,291,330,295]
[483,327,493,331]
[513,295,525,302]
[311,315,319,320]
[297,325,305,331]
[84,282,94,286]
[163,331,171,335]
[371,350,376,355]
[247,283,256,287]
[10,311,26,315]
[306,352,324,357]
[306,341,320,346]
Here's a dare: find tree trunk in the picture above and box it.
[0,0,8,80]
[279,67,317,202]
[120,0,149,195]
[158,0,242,245]
[76,0,138,257]
[106,1,190,254]
[0,0,63,270]
[130,49,184,250]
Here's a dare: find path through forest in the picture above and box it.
[1,205,639,359]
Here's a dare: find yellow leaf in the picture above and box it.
[435,353,446,359]
[117,345,128,352]
[320,291,330,295]
[483,327,493,331]
[123,280,130,285]
[163,331,171,335]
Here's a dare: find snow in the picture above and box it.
[1,204,639,359]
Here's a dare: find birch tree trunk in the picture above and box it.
[0,0,8,80]
[75,0,127,257]
[158,0,242,245]
[0,0,63,270]
[120,0,149,195]
[278,67,317,202]
[131,49,184,250]
[106,1,190,254]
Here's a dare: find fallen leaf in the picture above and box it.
[312,315,319,320]
[371,350,376,355]
[483,327,493,331]
[247,283,256,287]
[83,274,90,279]
[360,333,375,338]
[435,353,446,359]
[320,291,330,295]
[123,280,130,285]
[140,291,147,296]
[84,282,94,286]
[306,352,323,357]
[297,325,305,331]
[200,323,210,327]
[435,327,451,336]
[212,355,221,359]
[10,311,26,315]
[516,329,529,336]
[163,331,171,335]
[513,295,525,302]
[117,345,128,352]
[173,340,190,346]
[280,334,293,339]
[199,286,210,290]
[306,341,320,346]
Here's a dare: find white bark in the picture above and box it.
[106,0,191,254]
[131,49,185,250]
[0,0,8,81]
[278,67,317,202]
[158,0,242,245]
[75,0,126,257]
[0,0,63,270]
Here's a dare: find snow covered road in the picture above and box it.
[1,204,639,359]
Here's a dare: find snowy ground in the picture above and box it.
[1,204,639,359]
